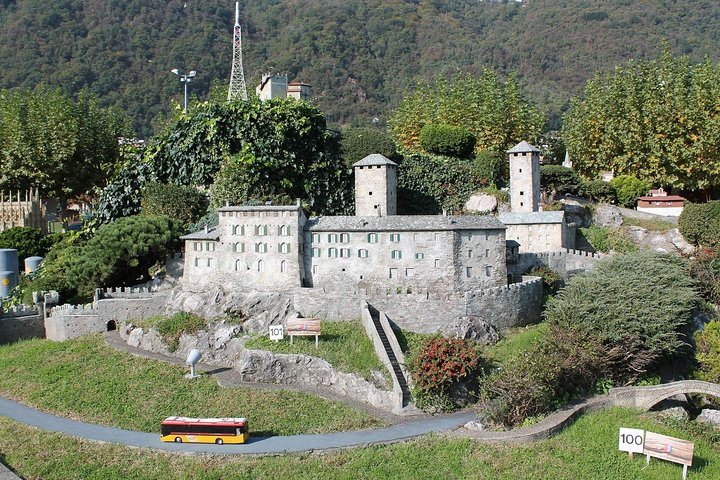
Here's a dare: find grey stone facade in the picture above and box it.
[353,154,397,216]
[508,141,541,213]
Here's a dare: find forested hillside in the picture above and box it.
[2,0,719,137]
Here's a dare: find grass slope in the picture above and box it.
[1,408,719,479]
[0,335,381,435]
[245,320,386,382]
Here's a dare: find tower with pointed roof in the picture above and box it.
[508,141,541,213]
[353,154,397,216]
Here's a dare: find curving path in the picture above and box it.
[0,396,473,455]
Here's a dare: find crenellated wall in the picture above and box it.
[45,304,100,341]
[465,276,543,330]
[508,249,605,281]
[0,305,44,343]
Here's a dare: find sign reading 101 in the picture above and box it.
[619,427,645,454]
[269,324,284,342]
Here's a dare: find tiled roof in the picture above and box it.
[180,225,220,241]
[352,154,398,167]
[499,211,566,225]
[306,215,505,232]
[507,141,541,154]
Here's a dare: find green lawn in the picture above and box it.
[0,335,382,435]
[1,408,718,479]
[483,322,549,367]
[245,320,387,382]
[621,216,676,233]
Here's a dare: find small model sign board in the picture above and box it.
[618,428,694,479]
[269,324,284,342]
[286,318,321,348]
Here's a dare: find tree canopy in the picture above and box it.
[0,86,129,199]
[389,72,544,157]
[563,51,720,192]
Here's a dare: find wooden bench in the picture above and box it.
[286,318,321,348]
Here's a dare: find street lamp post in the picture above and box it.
[171,69,197,114]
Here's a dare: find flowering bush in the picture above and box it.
[408,336,482,411]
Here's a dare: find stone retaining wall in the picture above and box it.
[0,305,44,343]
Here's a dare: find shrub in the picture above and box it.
[340,127,398,168]
[419,124,476,158]
[610,175,650,208]
[408,336,482,411]
[140,182,208,226]
[579,179,616,203]
[66,215,183,299]
[687,247,720,304]
[474,151,505,186]
[545,251,698,384]
[0,227,52,262]
[678,201,720,247]
[23,233,85,303]
[695,320,720,384]
[539,165,582,197]
[527,265,562,301]
[149,312,207,352]
[481,325,608,427]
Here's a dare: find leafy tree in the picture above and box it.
[0,86,130,201]
[579,179,616,203]
[539,165,582,199]
[340,127,398,168]
[389,72,544,157]
[563,50,720,193]
[678,201,720,248]
[140,182,208,227]
[419,124,476,158]
[66,215,183,299]
[610,175,651,208]
[546,251,698,383]
[474,151,505,187]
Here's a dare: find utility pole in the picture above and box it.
[227,2,248,101]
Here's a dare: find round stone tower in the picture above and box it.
[353,154,398,216]
[507,141,541,213]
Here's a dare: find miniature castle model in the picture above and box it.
[256,74,312,101]
[499,142,575,252]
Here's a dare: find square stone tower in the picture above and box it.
[353,154,397,216]
[508,141,541,213]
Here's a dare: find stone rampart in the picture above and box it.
[465,276,543,330]
[96,293,169,324]
[509,249,605,280]
[46,304,101,341]
[0,305,44,343]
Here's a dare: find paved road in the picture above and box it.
[0,396,474,455]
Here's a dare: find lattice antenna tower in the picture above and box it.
[227,2,248,101]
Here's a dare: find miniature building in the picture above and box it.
[499,211,574,252]
[508,141,541,213]
[637,194,686,216]
[287,82,312,100]
[353,154,397,216]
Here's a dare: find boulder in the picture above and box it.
[464,420,485,432]
[464,194,498,214]
[656,406,689,421]
[593,204,623,227]
[696,409,720,426]
[444,316,499,345]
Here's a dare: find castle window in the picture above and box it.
[367,233,378,243]
[520,191,524,196]
[434,233,440,241]
[232,225,244,235]
[389,268,398,279]
[257,260,264,272]
[206,242,215,252]
[194,242,202,251]
[413,233,419,241]
[255,242,267,253]
[340,248,351,258]
[368,191,373,196]
[256,225,268,236]
[312,233,321,243]
[340,233,350,243]
[235,259,242,271]
[280,260,287,273]
[207,258,213,267]
[279,242,290,254]
[391,250,402,260]
[194,258,199,267]
[390,233,400,242]
[520,202,524,207]
[358,249,369,258]
[232,242,245,253]
[485,265,493,277]
[406,268,415,277]
[328,247,338,258]
[280,225,290,236]
[466,266,473,278]
[434,259,440,268]
[468,249,473,258]
[328,233,338,243]
[485,248,490,257]
[415,252,424,260]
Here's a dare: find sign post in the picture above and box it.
[619,427,645,460]
[269,324,284,342]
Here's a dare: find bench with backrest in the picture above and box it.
[286,318,321,348]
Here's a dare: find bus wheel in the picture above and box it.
[174,437,182,443]
[215,438,224,445]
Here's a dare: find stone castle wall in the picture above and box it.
[465,276,543,330]
[0,305,44,343]
[508,249,605,281]
[45,304,100,341]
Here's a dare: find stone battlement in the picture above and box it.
[471,275,543,298]
[95,286,157,299]
[0,304,40,318]
[50,303,98,316]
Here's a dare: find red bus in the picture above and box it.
[160,416,249,444]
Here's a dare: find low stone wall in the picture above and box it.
[465,276,543,330]
[508,249,605,281]
[45,304,101,341]
[0,305,44,343]
[119,322,399,413]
